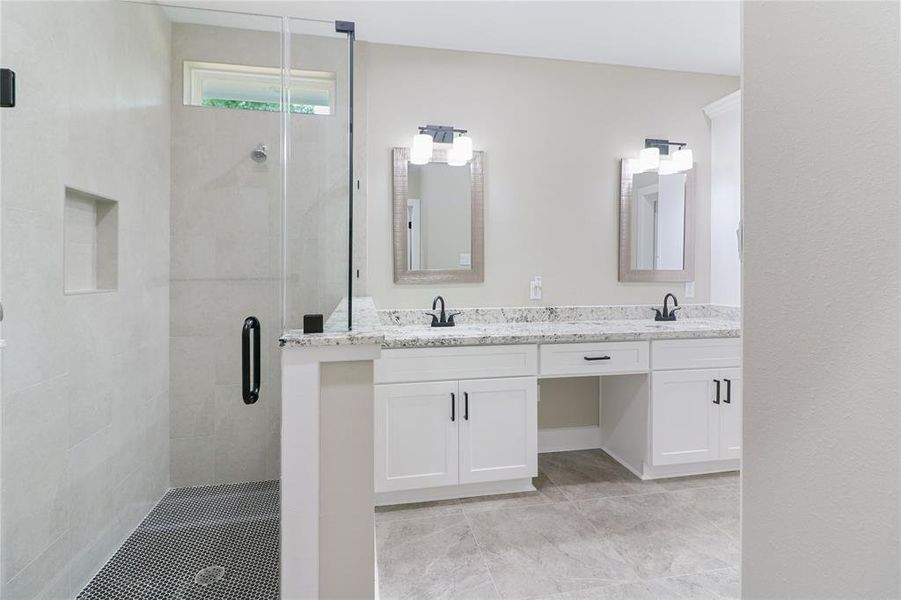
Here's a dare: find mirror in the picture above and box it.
[619,158,695,282]
[393,147,484,283]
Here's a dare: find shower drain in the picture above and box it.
[194,565,226,587]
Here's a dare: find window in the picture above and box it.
[183,61,335,115]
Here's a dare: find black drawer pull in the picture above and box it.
[584,355,611,361]
[242,316,261,404]
[451,392,455,422]
[713,379,721,404]
[723,378,732,404]
[464,392,469,420]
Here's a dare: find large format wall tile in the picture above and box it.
[0,2,171,597]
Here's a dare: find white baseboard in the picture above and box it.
[642,459,740,480]
[538,426,603,453]
[375,478,535,506]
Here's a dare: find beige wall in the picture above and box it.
[538,378,599,429]
[363,43,738,309]
[742,2,900,597]
[0,1,171,597]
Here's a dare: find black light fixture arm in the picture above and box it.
[419,125,467,143]
[644,138,688,155]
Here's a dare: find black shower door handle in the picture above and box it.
[242,316,261,404]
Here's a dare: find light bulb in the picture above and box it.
[639,147,660,172]
[447,146,468,166]
[410,133,433,165]
[672,147,693,172]
[452,135,473,162]
[658,158,678,175]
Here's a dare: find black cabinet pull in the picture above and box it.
[713,379,721,405]
[723,378,732,404]
[584,356,611,361]
[464,392,469,420]
[242,316,261,404]
[451,393,455,422]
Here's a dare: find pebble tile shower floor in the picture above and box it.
[78,480,279,599]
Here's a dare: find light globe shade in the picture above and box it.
[447,146,468,166]
[672,147,693,172]
[410,133,433,165]
[639,147,660,172]
[452,135,473,162]
[658,158,678,175]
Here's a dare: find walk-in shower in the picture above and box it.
[0,2,355,597]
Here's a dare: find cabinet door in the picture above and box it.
[459,377,538,484]
[374,381,459,492]
[651,370,721,465]
[718,368,742,460]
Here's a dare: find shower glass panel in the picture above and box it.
[284,18,353,332]
[167,5,284,488]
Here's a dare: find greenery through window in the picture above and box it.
[201,98,316,114]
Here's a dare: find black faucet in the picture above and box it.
[427,296,460,327]
[653,293,682,322]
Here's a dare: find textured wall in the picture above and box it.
[0,1,171,596]
[364,43,738,309]
[742,2,901,596]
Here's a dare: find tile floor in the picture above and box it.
[376,450,739,600]
[78,480,279,599]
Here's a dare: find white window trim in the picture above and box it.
[183,60,336,114]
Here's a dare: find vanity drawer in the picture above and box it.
[374,345,538,384]
[539,341,649,377]
[651,338,741,370]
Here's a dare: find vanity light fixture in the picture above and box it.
[640,138,693,174]
[639,147,660,171]
[411,133,433,165]
[411,125,472,166]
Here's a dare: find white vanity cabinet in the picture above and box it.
[648,340,742,467]
[374,381,459,492]
[374,376,537,494]
[375,337,741,502]
[458,377,538,484]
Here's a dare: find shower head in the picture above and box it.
[251,144,267,163]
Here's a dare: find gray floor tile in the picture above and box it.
[539,450,665,501]
[467,502,637,599]
[671,485,741,540]
[375,498,464,523]
[576,493,739,580]
[656,567,740,599]
[460,472,567,513]
[655,471,739,491]
[376,514,498,599]
[536,579,677,600]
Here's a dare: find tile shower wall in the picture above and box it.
[170,24,355,486]
[0,2,171,598]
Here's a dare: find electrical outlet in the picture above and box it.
[530,276,543,301]
[685,281,695,298]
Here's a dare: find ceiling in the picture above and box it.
[162,1,740,76]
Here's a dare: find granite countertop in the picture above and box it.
[279,297,385,347]
[380,317,740,349]
[281,299,740,350]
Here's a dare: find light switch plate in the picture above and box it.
[685,281,695,298]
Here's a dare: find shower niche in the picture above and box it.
[64,187,118,294]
